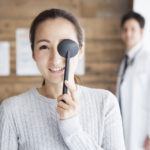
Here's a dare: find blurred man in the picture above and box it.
[116,11,150,150]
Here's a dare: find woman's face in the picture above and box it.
[33,18,81,85]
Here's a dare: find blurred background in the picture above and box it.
[0,0,133,101]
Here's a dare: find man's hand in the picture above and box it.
[144,136,150,150]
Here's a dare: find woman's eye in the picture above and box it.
[39,45,49,50]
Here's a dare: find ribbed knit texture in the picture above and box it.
[0,85,125,150]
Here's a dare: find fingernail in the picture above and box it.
[65,80,68,84]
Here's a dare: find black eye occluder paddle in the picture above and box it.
[57,39,79,95]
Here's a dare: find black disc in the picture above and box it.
[57,39,79,58]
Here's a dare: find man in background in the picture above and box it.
[116,11,150,150]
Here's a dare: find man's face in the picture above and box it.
[121,18,143,50]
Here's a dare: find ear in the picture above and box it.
[78,42,85,59]
[141,28,144,35]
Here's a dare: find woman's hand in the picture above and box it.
[144,136,150,150]
[57,81,79,120]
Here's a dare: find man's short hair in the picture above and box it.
[121,11,145,29]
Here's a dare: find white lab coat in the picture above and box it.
[116,44,150,150]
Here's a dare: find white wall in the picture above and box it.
[133,0,150,49]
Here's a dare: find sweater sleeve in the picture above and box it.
[58,92,125,150]
[58,115,104,150]
[102,92,125,150]
[0,102,18,150]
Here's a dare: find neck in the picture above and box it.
[38,79,76,99]
[126,40,143,52]
[125,42,142,54]
[42,83,62,99]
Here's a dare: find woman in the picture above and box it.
[0,8,125,150]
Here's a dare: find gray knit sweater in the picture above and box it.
[0,85,125,150]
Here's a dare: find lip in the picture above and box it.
[48,67,65,75]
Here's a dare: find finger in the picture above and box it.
[65,80,77,101]
[57,106,65,115]
[57,100,70,110]
[57,95,64,102]
[57,93,72,103]
[57,94,70,103]
[59,94,75,106]
[56,107,67,120]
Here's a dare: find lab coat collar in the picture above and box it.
[126,41,143,65]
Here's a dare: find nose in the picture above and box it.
[125,29,132,38]
[49,48,63,65]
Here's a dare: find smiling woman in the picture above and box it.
[33,18,79,87]
[0,8,125,150]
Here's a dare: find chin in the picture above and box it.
[127,43,136,49]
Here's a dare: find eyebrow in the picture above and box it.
[36,39,51,44]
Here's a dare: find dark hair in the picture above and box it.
[29,8,84,85]
[121,11,145,29]
[30,8,84,51]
